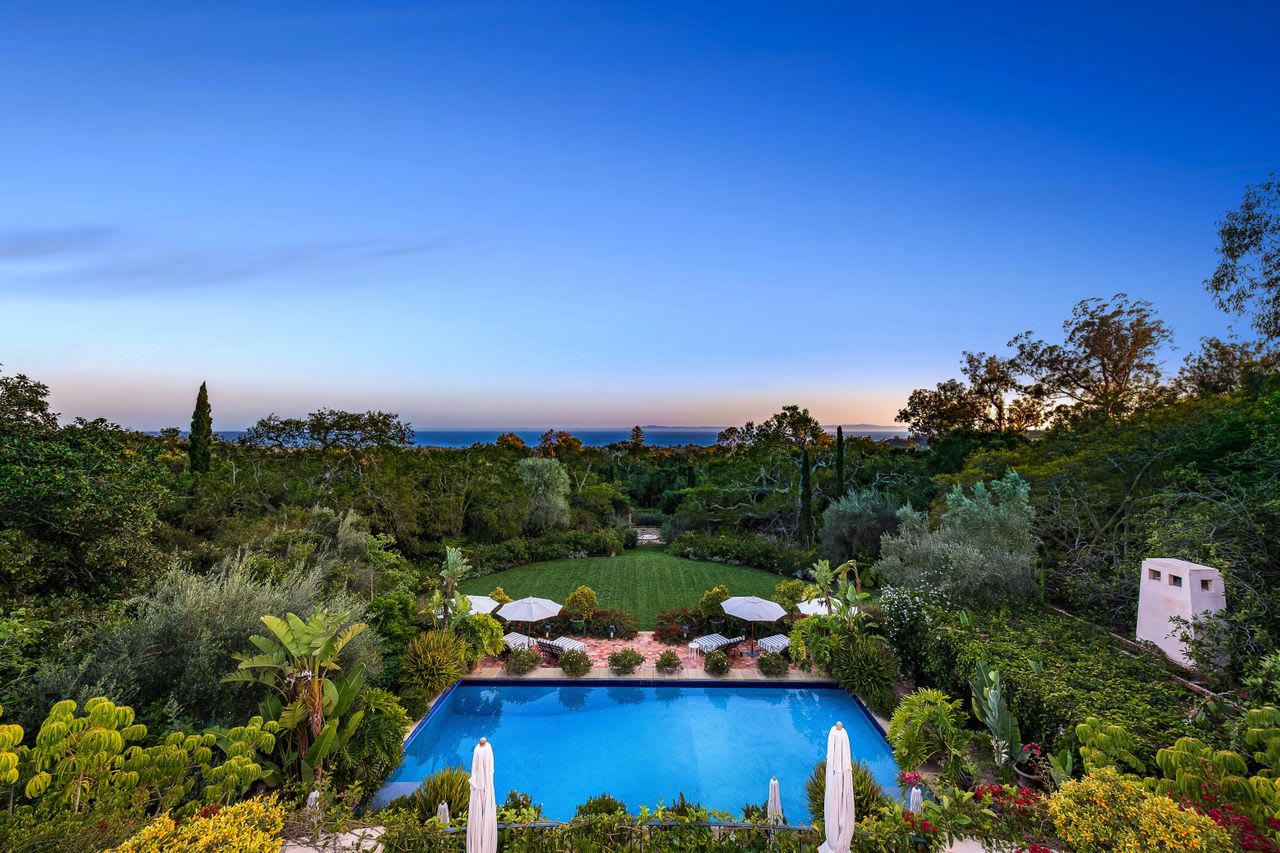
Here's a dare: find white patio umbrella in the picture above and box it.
[796,598,832,616]
[908,785,924,814]
[767,776,784,824]
[818,722,856,853]
[497,597,562,637]
[437,800,451,824]
[465,594,501,615]
[721,596,787,655]
[466,737,497,853]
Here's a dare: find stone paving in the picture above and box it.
[471,630,825,681]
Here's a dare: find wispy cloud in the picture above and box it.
[0,226,449,296]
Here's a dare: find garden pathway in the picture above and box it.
[471,630,823,679]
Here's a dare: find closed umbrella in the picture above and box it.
[437,801,451,824]
[497,597,562,638]
[466,594,501,615]
[721,596,787,655]
[818,722,856,853]
[466,738,497,853]
[767,776,784,824]
[908,785,924,814]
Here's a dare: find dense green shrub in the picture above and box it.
[670,531,813,577]
[623,529,639,549]
[631,511,666,526]
[830,632,901,716]
[401,631,466,700]
[655,649,682,674]
[770,578,807,611]
[879,472,1038,609]
[697,585,730,618]
[464,530,624,576]
[654,607,706,644]
[757,652,788,676]
[331,688,411,796]
[608,648,645,675]
[401,766,470,819]
[565,585,598,620]
[575,793,628,816]
[16,561,382,731]
[887,688,974,785]
[559,649,592,677]
[920,610,1196,762]
[505,647,541,675]
[805,758,886,823]
[703,650,730,676]
[398,686,433,719]
[544,608,639,640]
[820,487,902,565]
[455,613,505,667]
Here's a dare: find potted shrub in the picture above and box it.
[565,585,597,635]
[699,585,730,630]
[704,650,730,676]
[505,647,541,676]
[655,649,682,674]
[757,652,788,677]
[560,649,593,677]
[608,648,645,675]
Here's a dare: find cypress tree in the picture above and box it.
[799,447,813,546]
[188,381,212,474]
[835,425,845,498]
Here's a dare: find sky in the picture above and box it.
[2,1,1278,430]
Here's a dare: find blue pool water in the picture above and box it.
[371,682,898,822]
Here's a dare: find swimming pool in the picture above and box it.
[371,681,898,822]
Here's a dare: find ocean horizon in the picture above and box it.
[205,425,907,449]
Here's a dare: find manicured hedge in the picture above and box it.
[667,531,814,577]
[463,530,625,576]
[541,608,639,640]
[919,611,1197,763]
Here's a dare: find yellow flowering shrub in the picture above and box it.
[1048,768,1232,853]
[109,796,285,853]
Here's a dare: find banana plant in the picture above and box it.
[223,608,368,785]
[970,661,1021,769]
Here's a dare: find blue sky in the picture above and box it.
[2,2,1277,429]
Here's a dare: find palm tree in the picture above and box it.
[437,546,472,626]
[223,608,367,783]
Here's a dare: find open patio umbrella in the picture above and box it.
[767,776,784,825]
[465,594,501,615]
[497,597,562,638]
[796,598,832,616]
[721,595,787,655]
[818,722,856,853]
[466,738,497,853]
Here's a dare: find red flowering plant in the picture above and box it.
[970,783,1054,845]
[1183,797,1280,852]
[898,770,925,790]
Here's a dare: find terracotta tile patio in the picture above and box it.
[472,631,824,681]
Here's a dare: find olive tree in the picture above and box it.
[877,471,1038,609]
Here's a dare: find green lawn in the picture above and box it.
[457,549,782,629]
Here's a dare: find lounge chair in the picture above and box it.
[504,632,534,652]
[757,634,790,655]
[689,633,729,656]
[720,635,746,656]
[539,636,588,657]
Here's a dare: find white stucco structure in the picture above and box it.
[1135,558,1227,667]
